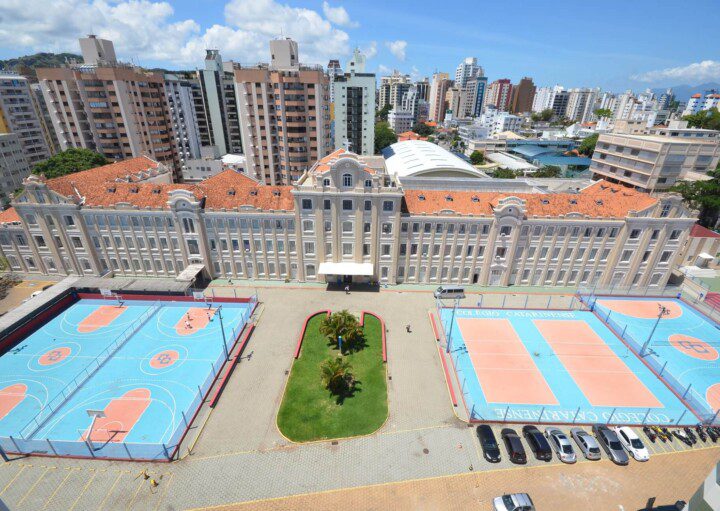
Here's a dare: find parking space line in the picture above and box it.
[43,468,77,510]
[17,466,53,506]
[152,472,175,511]
[98,472,124,510]
[68,470,97,511]
[0,465,27,496]
[126,478,146,510]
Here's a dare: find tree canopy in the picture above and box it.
[534,165,562,178]
[376,104,393,122]
[683,108,720,131]
[531,109,554,122]
[577,133,599,156]
[374,122,397,154]
[469,150,485,165]
[671,163,720,228]
[593,108,613,119]
[492,168,518,179]
[32,149,108,179]
[412,122,434,137]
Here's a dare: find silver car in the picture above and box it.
[545,427,576,463]
[593,424,629,465]
[570,427,602,460]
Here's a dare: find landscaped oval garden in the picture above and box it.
[277,310,388,442]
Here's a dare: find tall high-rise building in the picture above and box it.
[460,77,488,118]
[0,133,30,205]
[163,73,202,163]
[196,50,243,155]
[327,59,343,103]
[333,49,375,155]
[234,38,331,185]
[565,87,599,123]
[657,89,675,110]
[378,71,411,111]
[29,83,60,155]
[532,86,554,113]
[510,77,536,114]
[484,79,513,111]
[428,72,452,122]
[445,87,462,119]
[550,88,570,118]
[454,57,483,88]
[0,73,53,166]
[414,79,430,102]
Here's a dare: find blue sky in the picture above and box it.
[1,0,719,91]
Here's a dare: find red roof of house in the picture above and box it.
[398,131,428,142]
[690,224,720,238]
[46,156,162,197]
[0,207,20,224]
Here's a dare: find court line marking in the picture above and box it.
[186,443,720,511]
[152,472,175,511]
[0,464,27,496]
[42,467,78,510]
[97,472,124,511]
[17,466,53,506]
[67,468,98,511]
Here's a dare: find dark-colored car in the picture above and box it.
[592,424,629,465]
[522,425,552,461]
[476,425,501,463]
[501,428,527,464]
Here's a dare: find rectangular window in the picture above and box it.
[342,243,353,255]
[302,199,312,210]
[324,199,331,210]
[629,229,641,239]
[343,200,353,211]
[382,201,393,212]
[304,242,315,255]
[364,200,371,211]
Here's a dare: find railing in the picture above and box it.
[18,302,161,440]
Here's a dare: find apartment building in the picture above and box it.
[455,57,483,88]
[682,91,720,117]
[428,73,452,123]
[565,88,599,123]
[234,38,331,186]
[0,145,696,290]
[0,133,30,204]
[378,71,411,110]
[484,79,513,112]
[163,73,202,164]
[590,126,720,192]
[0,74,53,165]
[37,37,177,175]
[510,77,536,114]
[195,50,243,156]
[332,49,375,155]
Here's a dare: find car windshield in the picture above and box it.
[561,444,573,454]
[609,440,622,450]
[484,439,498,449]
[502,495,515,508]
[589,447,600,454]
[631,439,643,449]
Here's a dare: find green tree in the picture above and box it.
[412,122,434,136]
[671,163,720,228]
[683,108,720,131]
[320,356,354,396]
[376,104,393,122]
[469,150,485,165]
[593,108,613,119]
[319,310,364,353]
[534,165,562,178]
[531,109,554,122]
[374,122,397,154]
[492,168,518,179]
[32,149,108,179]
[577,133,599,156]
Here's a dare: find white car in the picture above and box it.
[545,426,577,463]
[614,426,650,461]
[21,290,43,303]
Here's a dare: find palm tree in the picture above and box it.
[320,356,354,395]
[319,310,363,353]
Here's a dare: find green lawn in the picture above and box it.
[277,312,388,442]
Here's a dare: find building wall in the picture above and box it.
[333,72,376,155]
[0,133,30,205]
[0,74,52,165]
[164,74,202,165]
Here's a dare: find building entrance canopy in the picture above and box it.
[318,262,374,276]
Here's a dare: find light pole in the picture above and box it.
[640,303,670,356]
[217,305,229,360]
[84,409,106,453]
[446,297,460,354]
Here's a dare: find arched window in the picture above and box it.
[342,173,352,187]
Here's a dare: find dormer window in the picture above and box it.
[541,199,550,205]
[250,190,258,196]
[445,195,453,202]
[107,186,116,193]
[471,196,479,202]
[418,194,425,201]
[130,187,139,194]
[569,199,577,205]
[152,188,161,194]
[273,190,281,197]
[228,189,236,196]
[342,173,352,187]
[365,179,372,188]
[323,178,330,186]
[595,199,603,205]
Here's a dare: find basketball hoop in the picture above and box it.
[84,409,106,450]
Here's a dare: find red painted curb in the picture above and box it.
[295,310,330,359]
[437,345,458,407]
[209,324,255,408]
[428,311,440,341]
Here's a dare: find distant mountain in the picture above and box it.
[651,82,720,102]
[0,52,83,81]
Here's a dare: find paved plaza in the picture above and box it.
[0,284,715,510]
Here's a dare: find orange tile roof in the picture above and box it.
[690,224,720,238]
[424,121,437,127]
[0,207,20,225]
[398,131,428,142]
[403,181,657,218]
[691,94,702,98]
[46,156,162,197]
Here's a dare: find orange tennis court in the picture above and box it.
[440,307,696,425]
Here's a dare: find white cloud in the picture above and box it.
[321,2,358,28]
[377,64,392,76]
[409,66,421,81]
[631,60,720,83]
[362,41,378,60]
[0,0,352,67]
[385,40,407,61]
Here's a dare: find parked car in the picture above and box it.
[501,428,527,464]
[493,493,535,511]
[476,425,501,463]
[614,426,650,461]
[21,290,43,303]
[592,424,629,465]
[570,427,602,460]
[545,427,576,463]
[522,425,552,461]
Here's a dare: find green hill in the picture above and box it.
[0,52,83,81]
